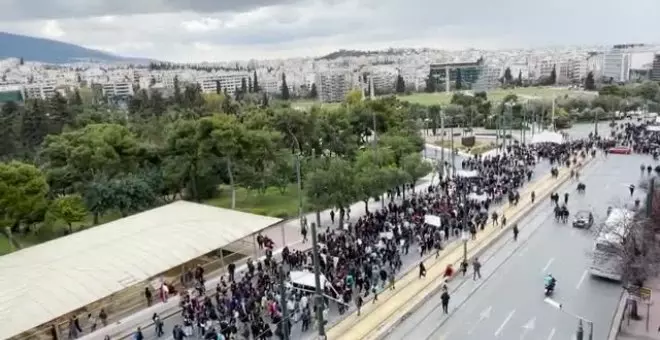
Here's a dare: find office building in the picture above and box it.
[651,54,660,81]
[429,57,498,91]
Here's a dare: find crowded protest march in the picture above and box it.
[110,134,605,340]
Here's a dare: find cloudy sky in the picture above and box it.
[1,0,659,62]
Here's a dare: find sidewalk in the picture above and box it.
[80,173,439,340]
[616,276,660,340]
[325,156,589,340]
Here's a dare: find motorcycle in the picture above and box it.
[544,280,556,296]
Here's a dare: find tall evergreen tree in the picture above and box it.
[262,93,269,107]
[503,67,513,84]
[215,80,221,94]
[309,83,318,99]
[281,73,290,100]
[0,101,19,159]
[455,69,463,90]
[173,75,182,105]
[248,77,253,93]
[395,75,406,93]
[549,65,557,85]
[425,70,436,93]
[585,71,596,90]
[240,78,247,94]
[253,71,259,92]
[517,70,523,87]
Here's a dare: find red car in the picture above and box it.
[609,146,632,154]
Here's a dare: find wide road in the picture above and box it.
[386,152,652,340]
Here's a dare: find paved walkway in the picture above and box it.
[79,173,440,340]
[617,277,660,340]
[324,156,590,340]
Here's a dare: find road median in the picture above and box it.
[325,156,594,340]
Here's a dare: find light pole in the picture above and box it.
[544,298,593,340]
[594,109,599,136]
[440,110,445,179]
[450,124,456,177]
[295,154,303,240]
[279,265,290,340]
[311,222,326,338]
[504,102,514,148]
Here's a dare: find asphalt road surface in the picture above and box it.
[385,152,654,340]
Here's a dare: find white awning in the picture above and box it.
[531,130,564,144]
[468,192,489,202]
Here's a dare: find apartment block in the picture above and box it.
[24,79,57,99]
[196,72,250,95]
[315,71,353,103]
[651,54,660,81]
[101,81,134,98]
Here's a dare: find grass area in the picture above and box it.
[0,236,14,255]
[434,139,497,155]
[204,184,304,219]
[397,87,596,106]
[290,87,596,109]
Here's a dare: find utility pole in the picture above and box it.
[450,125,455,177]
[440,111,445,179]
[594,109,599,136]
[311,222,326,338]
[647,177,655,217]
[551,97,556,132]
[279,265,290,340]
[295,154,303,243]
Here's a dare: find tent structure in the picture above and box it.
[455,170,479,178]
[468,192,489,202]
[0,201,282,340]
[531,130,564,144]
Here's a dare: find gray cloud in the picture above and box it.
[0,0,309,20]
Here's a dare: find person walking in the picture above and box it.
[512,224,519,241]
[356,295,364,316]
[630,184,635,196]
[472,258,482,280]
[440,289,450,314]
[419,262,427,278]
[301,222,308,243]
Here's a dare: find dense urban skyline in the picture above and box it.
[1,0,659,62]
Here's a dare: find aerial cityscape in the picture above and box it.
[3,2,660,340]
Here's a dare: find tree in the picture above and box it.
[241,77,248,95]
[517,70,523,87]
[305,158,357,227]
[401,154,432,191]
[248,77,253,93]
[455,69,463,90]
[281,73,291,100]
[253,71,259,92]
[309,83,318,99]
[0,101,20,159]
[549,65,557,85]
[585,71,596,90]
[173,75,182,105]
[395,74,406,93]
[0,161,49,233]
[425,71,436,93]
[48,194,87,233]
[503,67,513,85]
[215,80,222,94]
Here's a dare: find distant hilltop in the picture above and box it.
[316,48,424,60]
[0,31,153,64]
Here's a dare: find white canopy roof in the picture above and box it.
[531,130,564,144]
[0,201,282,339]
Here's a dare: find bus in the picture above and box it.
[589,208,634,281]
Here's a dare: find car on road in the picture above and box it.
[608,146,632,154]
[573,210,594,229]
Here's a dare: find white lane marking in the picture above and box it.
[542,258,555,273]
[468,306,492,334]
[547,327,556,340]
[494,310,515,337]
[576,270,588,290]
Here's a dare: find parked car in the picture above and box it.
[573,210,594,229]
[609,146,632,154]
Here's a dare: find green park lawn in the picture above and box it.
[291,87,595,108]
[204,184,304,219]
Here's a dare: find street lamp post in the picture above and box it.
[594,109,599,136]
[440,110,445,179]
[295,154,303,242]
[311,222,326,338]
[450,123,456,177]
[544,298,593,340]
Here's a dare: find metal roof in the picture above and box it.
[0,201,282,339]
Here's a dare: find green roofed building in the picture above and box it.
[0,85,25,104]
[429,57,500,92]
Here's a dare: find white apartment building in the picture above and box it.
[603,48,632,82]
[651,54,660,81]
[24,79,58,99]
[101,81,134,98]
[195,72,249,95]
[315,71,353,103]
[586,52,604,79]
